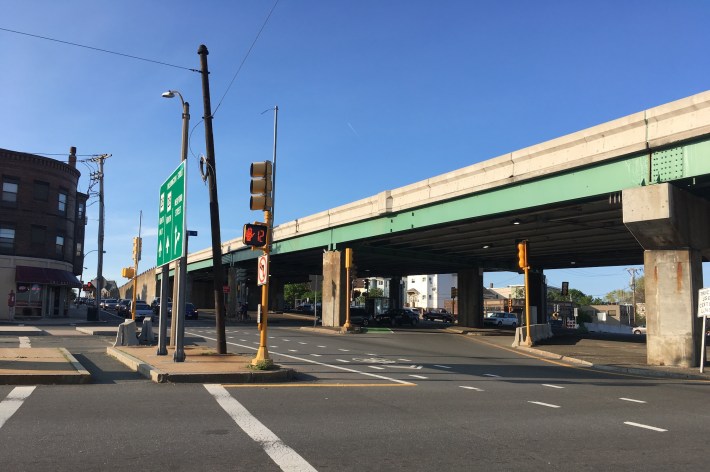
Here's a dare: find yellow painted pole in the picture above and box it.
[524,265,532,346]
[343,248,353,331]
[252,209,272,366]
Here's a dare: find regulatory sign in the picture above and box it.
[157,161,186,266]
[698,288,710,317]
[257,254,269,286]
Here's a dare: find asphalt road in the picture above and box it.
[1,321,709,471]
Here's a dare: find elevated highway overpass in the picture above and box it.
[174,90,710,368]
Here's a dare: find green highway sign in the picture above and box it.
[157,161,186,266]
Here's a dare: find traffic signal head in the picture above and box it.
[517,240,528,269]
[250,161,273,211]
[243,223,269,247]
[132,237,142,261]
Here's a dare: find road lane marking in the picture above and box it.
[299,342,308,345]
[288,350,298,352]
[409,375,427,379]
[483,374,501,378]
[433,365,451,369]
[282,339,291,342]
[542,384,564,389]
[19,337,31,348]
[460,386,483,392]
[338,349,350,352]
[223,383,414,388]
[190,332,415,386]
[624,422,667,432]
[620,398,646,403]
[205,384,317,472]
[0,386,36,429]
[366,353,378,356]
[317,346,327,348]
[311,354,322,357]
[528,401,561,408]
[240,339,248,342]
[398,358,412,362]
[336,359,349,363]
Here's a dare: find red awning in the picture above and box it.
[15,265,82,287]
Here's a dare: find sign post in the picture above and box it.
[698,288,710,373]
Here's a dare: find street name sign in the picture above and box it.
[698,288,710,317]
[157,161,186,266]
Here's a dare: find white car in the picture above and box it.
[632,325,647,335]
[484,312,519,327]
[131,301,154,322]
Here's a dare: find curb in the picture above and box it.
[0,348,91,385]
[106,347,296,384]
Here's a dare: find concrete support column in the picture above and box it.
[227,267,237,318]
[322,250,347,327]
[644,249,702,367]
[270,277,285,312]
[457,268,483,328]
[624,183,710,367]
[389,277,403,309]
[528,270,545,324]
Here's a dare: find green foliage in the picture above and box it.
[548,287,600,306]
[356,287,384,304]
[248,360,277,371]
[284,283,309,305]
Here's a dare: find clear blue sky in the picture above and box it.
[3,0,710,299]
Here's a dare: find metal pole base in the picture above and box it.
[156,346,168,356]
[252,346,273,367]
[174,348,186,362]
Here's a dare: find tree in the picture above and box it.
[548,287,597,306]
[284,283,309,307]
[356,287,384,304]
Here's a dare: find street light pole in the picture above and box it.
[160,89,190,360]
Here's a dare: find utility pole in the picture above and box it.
[626,267,641,326]
[198,44,227,354]
[90,154,110,310]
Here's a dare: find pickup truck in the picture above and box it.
[423,309,455,323]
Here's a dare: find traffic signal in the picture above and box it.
[84,281,94,292]
[132,237,142,262]
[243,223,268,247]
[250,161,273,211]
[451,287,458,298]
[517,240,528,269]
[121,267,135,278]
[344,248,353,269]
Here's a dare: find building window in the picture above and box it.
[76,242,82,258]
[2,177,18,206]
[78,201,85,221]
[56,234,65,257]
[429,277,432,283]
[422,277,426,282]
[33,181,49,201]
[31,225,46,245]
[421,295,426,300]
[428,294,432,299]
[378,280,383,286]
[58,191,68,214]
[0,225,15,252]
[411,279,415,284]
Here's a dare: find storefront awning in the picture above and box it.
[15,265,82,287]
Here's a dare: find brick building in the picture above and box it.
[0,147,87,319]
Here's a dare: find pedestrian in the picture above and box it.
[8,289,16,321]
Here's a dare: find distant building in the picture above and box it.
[405,274,457,310]
[0,148,87,318]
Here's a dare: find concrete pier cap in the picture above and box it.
[623,183,710,367]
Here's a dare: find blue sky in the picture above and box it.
[3,0,710,299]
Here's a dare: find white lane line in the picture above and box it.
[542,384,564,389]
[19,337,31,348]
[528,401,561,409]
[624,421,667,432]
[0,386,36,429]
[483,374,501,378]
[409,375,427,380]
[398,358,412,362]
[433,365,451,369]
[460,386,484,392]
[336,359,349,363]
[366,353,378,356]
[271,346,279,349]
[368,366,385,370]
[620,398,646,404]
[299,342,308,345]
[338,349,350,352]
[240,339,248,342]
[317,346,327,348]
[311,354,322,357]
[282,339,290,342]
[205,384,317,472]
[189,332,415,386]
[288,350,298,353]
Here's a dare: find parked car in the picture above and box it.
[374,308,419,326]
[151,297,172,314]
[167,302,199,320]
[117,299,131,317]
[632,324,647,335]
[131,301,154,322]
[423,309,455,323]
[484,312,519,327]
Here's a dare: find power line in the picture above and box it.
[0,26,199,72]
[212,0,280,117]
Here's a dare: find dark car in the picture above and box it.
[423,309,455,323]
[374,308,418,326]
[167,302,199,320]
[151,297,172,314]
[117,299,131,317]
[348,307,371,326]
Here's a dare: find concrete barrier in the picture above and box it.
[512,324,553,347]
[584,322,633,335]
[138,318,154,344]
[114,320,139,347]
